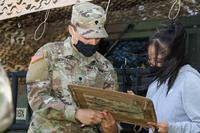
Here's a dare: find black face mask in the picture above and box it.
[74,40,99,57]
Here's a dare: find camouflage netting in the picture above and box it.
[0,0,200,72]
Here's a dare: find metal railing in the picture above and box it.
[7,71,30,131]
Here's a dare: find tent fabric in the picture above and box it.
[0,0,91,21]
[0,0,200,72]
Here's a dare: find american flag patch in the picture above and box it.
[31,53,44,64]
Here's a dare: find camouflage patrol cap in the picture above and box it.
[71,2,108,38]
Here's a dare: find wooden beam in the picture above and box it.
[106,15,200,40]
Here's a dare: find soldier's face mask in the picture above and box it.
[74,40,99,57]
[69,25,100,57]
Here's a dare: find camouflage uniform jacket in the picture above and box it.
[26,38,119,133]
[0,65,14,132]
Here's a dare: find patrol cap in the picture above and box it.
[71,2,108,38]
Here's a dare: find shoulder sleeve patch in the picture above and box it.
[26,58,49,83]
[30,53,45,64]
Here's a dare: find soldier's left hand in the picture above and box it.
[101,111,117,133]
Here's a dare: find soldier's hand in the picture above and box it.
[101,111,117,133]
[75,109,104,125]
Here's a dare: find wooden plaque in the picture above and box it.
[68,84,157,127]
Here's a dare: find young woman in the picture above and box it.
[146,21,200,133]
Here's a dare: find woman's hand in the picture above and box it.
[147,122,169,133]
[101,111,117,133]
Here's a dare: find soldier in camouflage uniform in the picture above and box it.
[0,65,14,132]
[26,2,119,133]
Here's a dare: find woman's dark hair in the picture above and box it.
[147,20,188,93]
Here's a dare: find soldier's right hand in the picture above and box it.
[75,109,104,125]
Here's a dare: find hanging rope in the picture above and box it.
[34,10,50,41]
[168,0,181,20]
[106,0,111,14]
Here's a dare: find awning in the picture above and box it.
[0,0,91,21]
